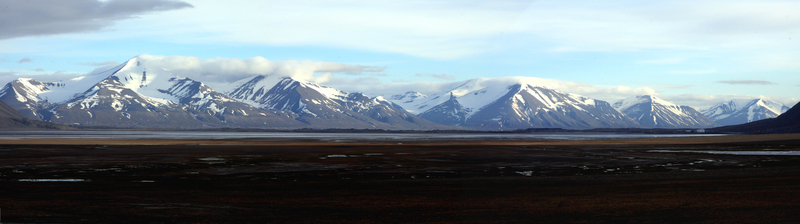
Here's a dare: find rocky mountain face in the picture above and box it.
[0,98,25,119]
[0,58,305,129]
[613,95,716,128]
[0,78,59,120]
[221,75,445,129]
[0,97,67,130]
[702,99,791,126]
[417,93,471,126]
[0,56,446,129]
[390,78,641,130]
[711,102,800,133]
[4,56,779,131]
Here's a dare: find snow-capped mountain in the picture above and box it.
[0,57,303,128]
[0,78,60,119]
[416,93,471,126]
[711,102,800,133]
[390,77,641,130]
[612,95,716,128]
[702,99,791,126]
[221,75,446,129]
[390,91,428,104]
[3,55,793,131]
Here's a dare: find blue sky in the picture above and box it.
[1,0,798,109]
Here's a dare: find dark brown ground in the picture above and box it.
[1,134,799,223]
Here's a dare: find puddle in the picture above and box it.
[650,150,800,156]
[18,179,89,182]
[515,171,534,176]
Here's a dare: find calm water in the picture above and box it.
[0,130,727,141]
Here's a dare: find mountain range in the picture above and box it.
[702,99,791,126]
[391,78,640,130]
[0,56,794,130]
[711,102,800,133]
[612,95,716,128]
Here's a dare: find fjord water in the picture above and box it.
[0,130,726,141]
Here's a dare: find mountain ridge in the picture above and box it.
[702,98,790,126]
[1,56,792,130]
[394,79,642,130]
[613,95,716,128]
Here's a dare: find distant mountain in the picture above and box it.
[711,102,800,133]
[613,95,716,128]
[0,56,445,130]
[0,99,67,130]
[221,75,447,130]
[2,55,794,131]
[0,98,25,119]
[0,58,304,129]
[389,91,428,107]
[416,93,471,126]
[0,78,60,119]
[702,99,791,126]
[390,78,641,130]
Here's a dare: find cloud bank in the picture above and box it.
[415,73,456,80]
[0,0,192,40]
[133,55,384,85]
[717,80,777,85]
[132,0,800,62]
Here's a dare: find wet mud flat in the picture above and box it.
[1,135,800,223]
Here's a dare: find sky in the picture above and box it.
[0,0,798,109]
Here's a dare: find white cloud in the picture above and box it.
[0,68,83,86]
[134,54,384,85]
[512,0,800,52]
[133,0,531,59]
[315,73,795,110]
[717,80,776,85]
[0,0,192,40]
[318,74,658,104]
[415,73,456,80]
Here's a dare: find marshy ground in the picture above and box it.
[1,134,799,223]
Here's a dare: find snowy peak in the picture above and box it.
[222,75,445,129]
[222,75,287,103]
[702,98,791,126]
[461,84,639,129]
[0,78,64,119]
[418,92,471,126]
[0,78,59,103]
[613,95,715,128]
[390,91,428,103]
[404,78,640,130]
[613,95,676,112]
